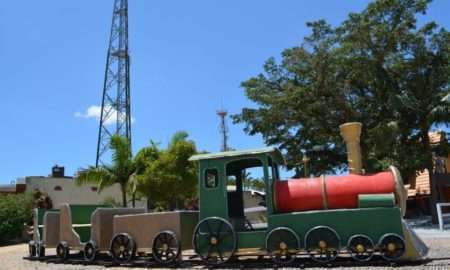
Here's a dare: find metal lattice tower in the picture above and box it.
[217,109,229,152]
[96,0,131,167]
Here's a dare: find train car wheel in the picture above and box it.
[37,242,45,258]
[84,241,98,262]
[305,226,340,263]
[152,230,181,265]
[347,234,374,262]
[28,242,36,257]
[110,233,136,263]
[192,217,236,265]
[265,227,299,265]
[378,233,405,261]
[56,242,69,260]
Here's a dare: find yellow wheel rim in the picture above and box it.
[356,244,365,253]
[210,237,218,245]
[387,243,396,252]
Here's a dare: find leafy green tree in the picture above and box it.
[0,193,34,243]
[135,131,198,210]
[131,140,161,210]
[233,0,449,220]
[76,135,135,207]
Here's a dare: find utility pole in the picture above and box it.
[96,0,132,166]
[217,109,229,152]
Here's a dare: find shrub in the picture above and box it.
[0,193,34,244]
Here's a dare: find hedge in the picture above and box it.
[0,193,33,244]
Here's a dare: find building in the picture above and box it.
[406,131,450,197]
[24,165,124,207]
[1,165,135,208]
[405,131,450,215]
[0,179,26,195]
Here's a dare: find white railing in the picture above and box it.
[436,203,450,231]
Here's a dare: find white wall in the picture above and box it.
[25,176,145,208]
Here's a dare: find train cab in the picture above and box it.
[189,147,283,229]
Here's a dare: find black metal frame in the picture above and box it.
[96,0,132,167]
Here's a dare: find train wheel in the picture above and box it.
[266,227,299,265]
[378,233,405,261]
[110,233,136,263]
[305,226,340,263]
[347,235,374,262]
[84,241,98,262]
[28,242,36,257]
[37,242,45,258]
[192,217,236,265]
[152,230,180,265]
[56,242,69,260]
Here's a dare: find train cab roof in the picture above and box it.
[189,146,285,165]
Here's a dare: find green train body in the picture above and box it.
[189,147,428,264]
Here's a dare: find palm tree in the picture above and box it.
[76,135,135,207]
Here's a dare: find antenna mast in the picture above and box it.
[96,0,132,166]
[217,109,229,152]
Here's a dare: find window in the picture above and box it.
[54,186,62,191]
[227,175,237,191]
[226,158,267,230]
[205,169,218,188]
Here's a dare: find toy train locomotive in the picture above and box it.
[27,122,428,266]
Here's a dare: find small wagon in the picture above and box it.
[28,208,60,257]
[110,211,198,265]
[84,207,145,261]
[56,204,110,260]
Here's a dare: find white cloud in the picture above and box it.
[75,105,135,126]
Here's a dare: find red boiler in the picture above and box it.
[274,169,400,213]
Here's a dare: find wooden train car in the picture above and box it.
[82,207,145,261]
[28,208,60,257]
[55,204,145,261]
[110,211,198,264]
[56,204,109,259]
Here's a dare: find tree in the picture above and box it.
[132,140,161,210]
[0,193,34,243]
[135,131,198,210]
[76,135,135,207]
[233,0,449,220]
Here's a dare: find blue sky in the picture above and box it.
[0,1,448,184]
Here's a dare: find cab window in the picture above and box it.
[205,169,218,188]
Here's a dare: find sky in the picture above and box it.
[0,1,449,184]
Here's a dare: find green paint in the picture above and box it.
[199,159,228,220]
[69,205,108,224]
[179,211,199,250]
[268,207,403,247]
[236,231,266,249]
[75,227,91,243]
[68,204,110,243]
[358,194,395,208]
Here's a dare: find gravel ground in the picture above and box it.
[1,228,449,270]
